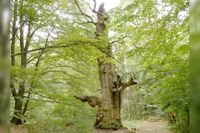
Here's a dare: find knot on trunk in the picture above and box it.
[74,96,101,107]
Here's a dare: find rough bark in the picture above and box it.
[95,3,137,130]
[75,3,137,130]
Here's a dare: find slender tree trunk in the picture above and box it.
[10,0,18,99]
[11,0,18,66]
[10,0,23,125]
[22,31,49,115]
[11,0,27,125]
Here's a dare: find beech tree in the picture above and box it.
[10,0,66,124]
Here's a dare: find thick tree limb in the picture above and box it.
[11,44,78,56]
[74,96,100,107]
[11,40,106,57]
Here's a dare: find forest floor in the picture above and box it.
[10,120,172,133]
[123,120,172,133]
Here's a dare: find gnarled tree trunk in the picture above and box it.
[75,3,137,130]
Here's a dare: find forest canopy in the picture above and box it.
[8,0,189,133]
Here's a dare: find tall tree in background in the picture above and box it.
[74,0,137,129]
[10,0,61,124]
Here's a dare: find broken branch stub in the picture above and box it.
[118,77,137,92]
[74,96,101,107]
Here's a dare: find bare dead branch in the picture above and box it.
[93,2,104,16]
[73,0,96,25]
[92,0,97,12]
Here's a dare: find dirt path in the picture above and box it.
[123,120,172,133]
[137,121,172,133]
[93,121,173,133]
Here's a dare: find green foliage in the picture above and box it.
[26,97,96,133]
[10,0,189,132]
[112,0,189,132]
